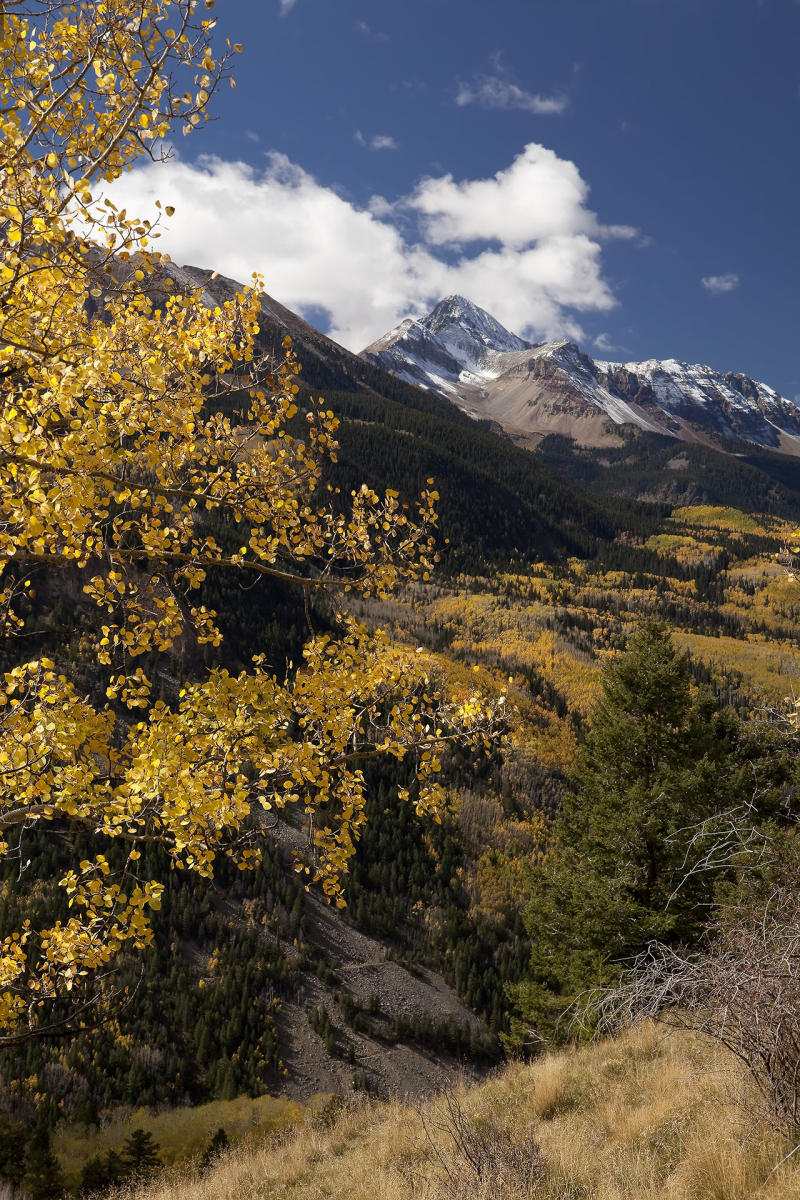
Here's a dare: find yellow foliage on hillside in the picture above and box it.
[55,1092,306,1186]
[670,505,771,534]
[673,632,800,705]
[645,533,716,560]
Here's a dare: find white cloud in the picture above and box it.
[593,332,625,354]
[355,19,388,42]
[367,194,394,218]
[100,143,634,350]
[279,0,296,13]
[409,143,599,249]
[355,131,399,151]
[456,75,567,115]
[701,273,740,294]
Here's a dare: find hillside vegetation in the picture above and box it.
[115,1023,800,1200]
[7,501,800,1191]
[5,5,800,1199]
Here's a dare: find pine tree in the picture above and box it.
[512,619,743,1037]
[22,1129,66,1200]
[102,1149,127,1186]
[122,1128,162,1179]
[201,1127,230,1169]
[0,1115,27,1187]
[79,1152,125,1197]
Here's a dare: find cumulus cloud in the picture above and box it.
[409,143,598,249]
[100,143,633,350]
[355,131,399,151]
[701,273,740,294]
[456,75,567,115]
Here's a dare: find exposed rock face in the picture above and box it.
[595,358,800,450]
[365,294,532,398]
[362,298,800,456]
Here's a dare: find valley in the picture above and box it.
[7,476,799,1191]
[3,262,800,1193]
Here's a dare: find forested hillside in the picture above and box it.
[536,430,800,514]
[3,4,800,1198]
[6,472,799,1195]
[5,226,800,1200]
[5,235,800,1199]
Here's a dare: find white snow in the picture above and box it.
[364,295,800,446]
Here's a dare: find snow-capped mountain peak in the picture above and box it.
[361,297,800,456]
[361,297,535,400]
[423,295,533,355]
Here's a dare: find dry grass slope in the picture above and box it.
[113,1023,800,1200]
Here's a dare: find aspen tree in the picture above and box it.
[0,1,503,1041]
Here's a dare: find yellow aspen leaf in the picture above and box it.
[0,0,500,1041]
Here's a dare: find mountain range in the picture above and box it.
[152,266,800,535]
[362,296,800,457]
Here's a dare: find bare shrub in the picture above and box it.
[590,864,800,1137]
[420,1088,546,1199]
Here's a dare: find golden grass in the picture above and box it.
[114,1024,800,1200]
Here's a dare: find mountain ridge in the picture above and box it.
[162,267,800,524]
[362,298,800,456]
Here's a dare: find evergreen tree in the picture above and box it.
[201,1127,230,1169]
[512,619,743,1037]
[80,1149,127,1195]
[22,1129,66,1200]
[0,1115,27,1188]
[122,1128,162,1179]
[104,1149,127,1185]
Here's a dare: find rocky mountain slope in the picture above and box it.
[362,296,800,456]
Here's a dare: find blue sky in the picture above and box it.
[114,0,800,396]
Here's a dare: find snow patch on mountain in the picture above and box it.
[362,296,800,455]
[363,295,533,394]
